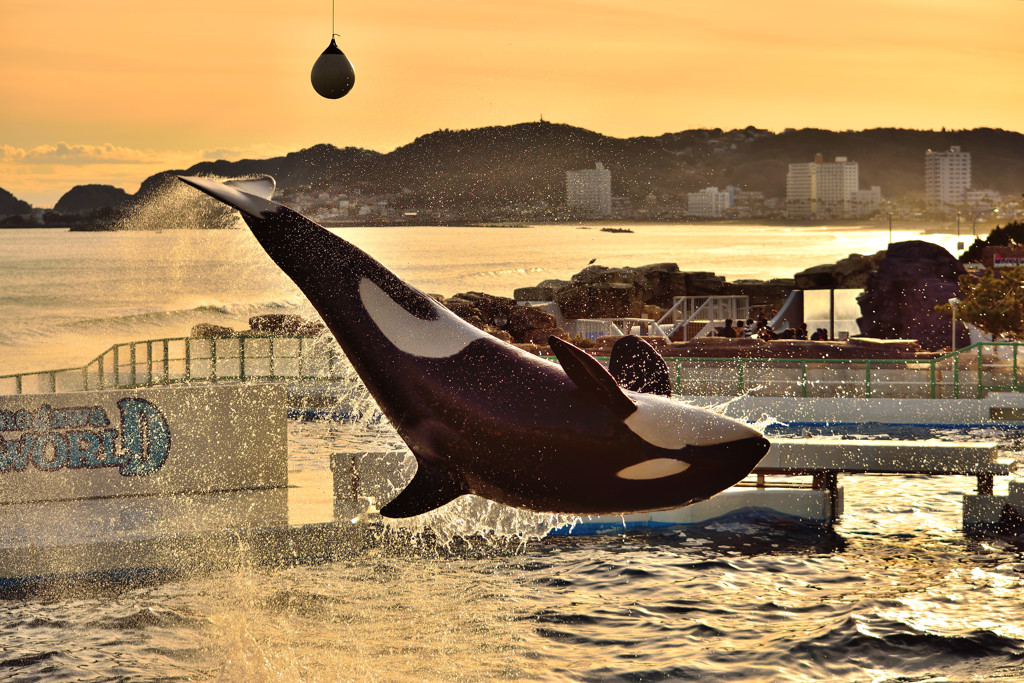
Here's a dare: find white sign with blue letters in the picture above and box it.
[0,384,287,504]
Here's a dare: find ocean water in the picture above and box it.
[4,422,1024,682]
[2,212,1021,682]
[0,219,959,375]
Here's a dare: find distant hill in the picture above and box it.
[54,184,132,213]
[0,187,31,215]
[114,123,1024,216]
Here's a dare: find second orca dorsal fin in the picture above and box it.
[379,459,467,518]
[549,336,637,417]
[609,335,673,397]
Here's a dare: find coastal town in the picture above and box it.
[1,124,1022,229]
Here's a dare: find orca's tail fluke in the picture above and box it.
[178,175,279,220]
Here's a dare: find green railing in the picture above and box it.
[653,342,1024,400]
[3,337,1024,401]
[546,342,1024,401]
[0,335,351,396]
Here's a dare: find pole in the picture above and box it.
[888,212,892,244]
[949,297,959,351]
[972,207,997,238]
[952,303,956,351]
[829,288,835,340]
[956,211,963,253]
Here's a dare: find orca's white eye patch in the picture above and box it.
[359,278,487,358]
[616,458,690,480]
[625,392,761,448]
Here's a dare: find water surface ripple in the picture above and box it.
[2,422,1024,681]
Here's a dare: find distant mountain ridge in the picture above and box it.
[0,187,31,215]
[53,184,131,213]
[17,123,1024,215]
[154,123,1024,210]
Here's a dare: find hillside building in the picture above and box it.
[687,187,730,217]
[965,188,1000,207]
[850,186,883,217]
[815,156,859,218]
[566,162,612,217]
[786,161,817,219]
[786,154,876,220]
[925,146,971,211]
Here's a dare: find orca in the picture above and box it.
[179,175,770,518]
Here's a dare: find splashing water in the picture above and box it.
[114,176,246,232]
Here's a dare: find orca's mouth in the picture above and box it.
[614,436,770,482]
[684,435,771,468]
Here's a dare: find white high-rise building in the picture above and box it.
[786,161,817,219]
[687,187,731,217]
[786,154,863,219]
[925,146,972,210]
[566,162,612,217]
[815,156,859,218]
[850,186,883,218]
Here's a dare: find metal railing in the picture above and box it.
[556,342,1024,400]
[0,335,351,395]
[4,335,1024,402]
[657,295,750,341]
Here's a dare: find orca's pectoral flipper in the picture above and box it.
[379,460,467,518]
[549,336,637,417]
[609,335,673,397]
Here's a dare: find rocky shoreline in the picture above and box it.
[192,241,967,362]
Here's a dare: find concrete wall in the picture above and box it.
[0,383,287,504]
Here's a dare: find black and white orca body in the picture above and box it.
[179,176,770,518]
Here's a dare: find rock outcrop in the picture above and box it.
[54,184,131,213]
[515,263,792,320]
[441,292,561,343]
[856,241,968,351]
[190,323,236,338]
[249,314,325,336]
[795,252,885,289]
[0,187,31,216]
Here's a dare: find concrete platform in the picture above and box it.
[757,438,1020,533]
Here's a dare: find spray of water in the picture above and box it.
[113,176,245,232]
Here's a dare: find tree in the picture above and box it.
[937,266,1024,341]
[961,221,1024,263]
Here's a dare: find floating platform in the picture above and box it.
[332,439,1017,536]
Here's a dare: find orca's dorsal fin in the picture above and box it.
[379,460,467,518]
[549,336,637,417]
[609,335,673,397]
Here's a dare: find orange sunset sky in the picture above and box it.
[2,0,1022,206]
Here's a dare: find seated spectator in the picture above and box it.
[718,319,738,338]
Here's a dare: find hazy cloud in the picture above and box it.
[0,142,157,165]
[0,142,297,206]
[200,144,292,162]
